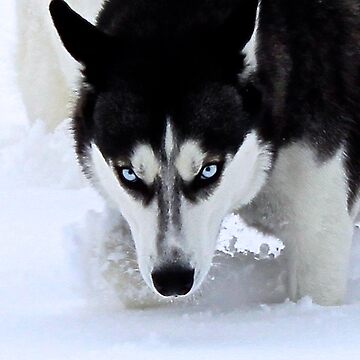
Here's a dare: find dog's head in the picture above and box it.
[50,0,270,297]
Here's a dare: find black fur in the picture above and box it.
[253,0,360,207]
[50,0,258,160]
[50,0,360,208]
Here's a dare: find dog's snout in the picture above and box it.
[151,264,195,297]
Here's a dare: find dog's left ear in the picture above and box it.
[49,0,111,66]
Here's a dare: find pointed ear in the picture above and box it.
[49,0,110,65]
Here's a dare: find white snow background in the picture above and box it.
[1,1,360,359]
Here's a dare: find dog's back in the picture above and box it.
[254,0,360,207]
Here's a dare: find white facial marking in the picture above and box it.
[165,119,175,160]
[89,143,160,291]
[241,1,260,77]
[179,131,272,292]
[222,131,272,208]
[175,141,206,182]
[130,144,160,185]
[89,143,125,207]
[88,129,272,298]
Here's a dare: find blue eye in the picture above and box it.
[122,168,138,182]
[200,164,218,180]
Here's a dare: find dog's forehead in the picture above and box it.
[93,89,164,157]
[94,82,246,162]
[126,126,206,183]
[164,121,207,180]
[172,84,247,153]
[122,120,208,185]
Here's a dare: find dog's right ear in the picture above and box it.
[49,0,110,66]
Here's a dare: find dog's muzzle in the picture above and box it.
[151,263,195,297]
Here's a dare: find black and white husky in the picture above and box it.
[50,0,360,305]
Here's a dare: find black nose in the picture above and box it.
[151,265,195,297]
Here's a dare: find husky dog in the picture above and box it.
[50,0,360,305]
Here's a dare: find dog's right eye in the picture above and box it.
[120,168,138,183]
[115,166,154,204]
[200,164,218,180]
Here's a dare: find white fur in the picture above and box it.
[16,0,104,131]
[180,131,272,290]
[164,119,175,160]
[351,198,360,224]
[239,144,353,305]
[89,143,160,291]
[241,0,260,78]
[89,131,271,297]
[130,144,159,185]
[175,141,206,182]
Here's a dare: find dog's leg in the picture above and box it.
[240,144,353,305]
[274,146,353,305]
[284,213,352,306]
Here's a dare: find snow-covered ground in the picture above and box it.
[1,1,360,359]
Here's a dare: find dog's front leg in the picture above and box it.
[266,145,354,306]
[279,174,353,306]
[284,217,352,306]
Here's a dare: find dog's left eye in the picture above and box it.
[183,161,224,200]
[200,164,218,180]
[121,168,138,182]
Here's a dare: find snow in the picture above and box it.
[1,1,360,358]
